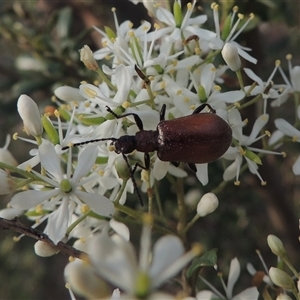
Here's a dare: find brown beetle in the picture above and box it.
[64,104,232,205]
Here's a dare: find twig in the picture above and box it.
[0,217,85,258]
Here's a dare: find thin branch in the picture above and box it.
[0,217,85,259]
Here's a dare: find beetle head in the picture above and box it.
[114,136,136,154]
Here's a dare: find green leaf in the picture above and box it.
[186,248,218,278]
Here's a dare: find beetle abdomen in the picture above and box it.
[157,113,232,163]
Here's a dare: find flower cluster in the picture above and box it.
[0,0,299,299]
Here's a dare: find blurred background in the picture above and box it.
[0,0,300,299]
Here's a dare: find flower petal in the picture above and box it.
[113,65,132,104]
[9,189,59,210]
[39,141,63,181]
[226,257,240,298]
[109,219,130,241]
[243,68,263,86]
[246,114,269,145]
[232,287,259,300]
[150,236,184,278]
[72,145,98,183]
[196,163,208,185]
[75,190,114,217]
[275,119,300,139]
[89,232,138,293]
[292,155,300,175]
[153,159,169,180]
[44,197,69,244]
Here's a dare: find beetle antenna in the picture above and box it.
[61,138,117,150]
[122,153,144,207]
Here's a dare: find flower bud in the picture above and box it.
[0,135,18,166]
[269,267,295,291]
[64,259,109,299]
[80,45,99,71]
[115,155,131,181]
[0,169,16,194]
[197,193,219,217]
[34,240,58,257]
[267,235,286,258]
[17,94,43,137]
[221,42,241,72]
[0,148,17,166]
[276,294,293,300]
[54,86,85,102]
[0,207,23,219]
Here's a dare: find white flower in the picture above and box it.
[17,94,43,137]
[223,109,274,185]
[274,111,300,175]
[198,257,259,299]
[150,0,215,45]
[85,217,200,297]
[271,56,300,106]
[9,141,115,244]
[79,64,132,108]
[244,62,281,113]
[209,5,257,64]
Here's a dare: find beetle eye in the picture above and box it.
[108,142,116,152]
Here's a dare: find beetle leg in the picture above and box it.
[171,161,180,167]
[144,152,150,169]
[135,65,150,85]
[106,106,144,131]
[132,153,150,173]
[187,163,197,172]
[122,153,144,206]
[160,104,166,121]
[192,104,216,114]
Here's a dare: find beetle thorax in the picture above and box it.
[135,130,158,153]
